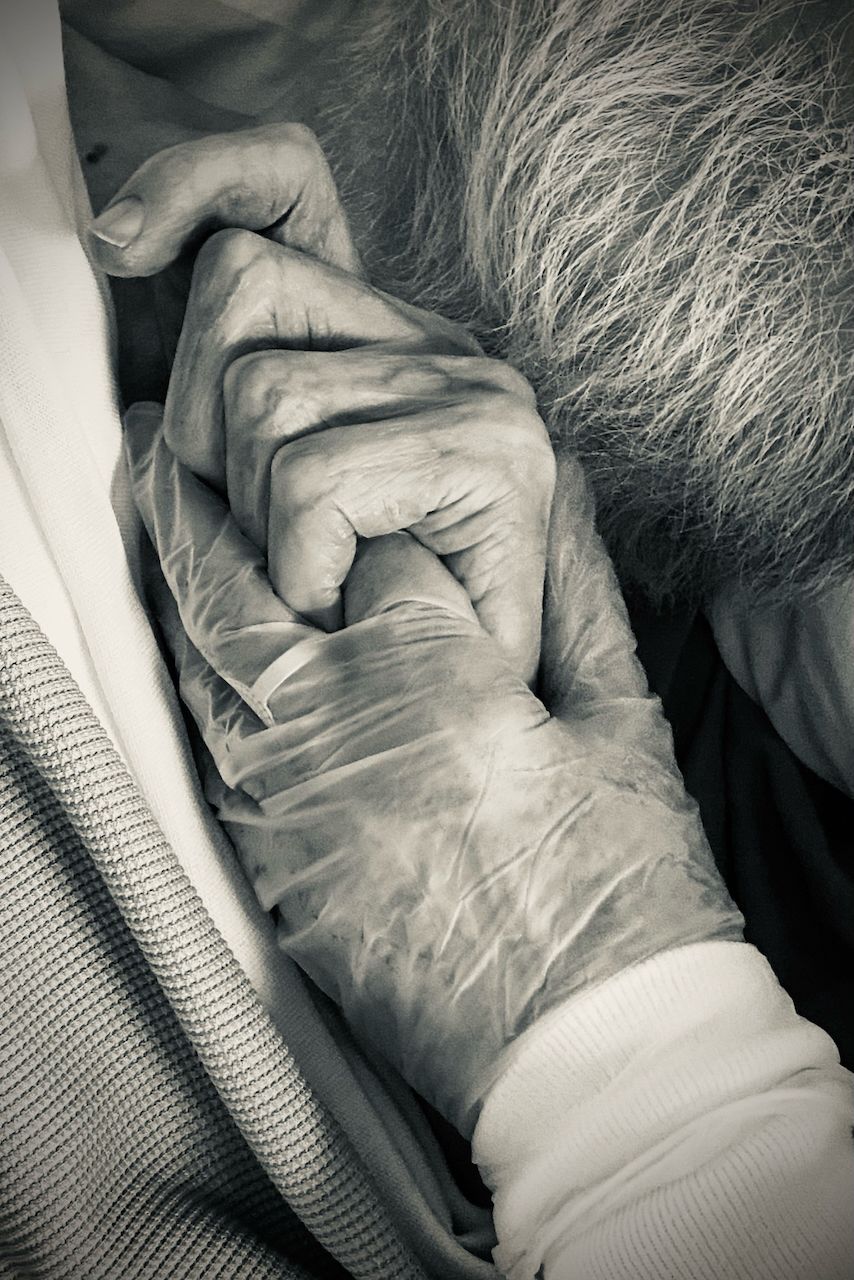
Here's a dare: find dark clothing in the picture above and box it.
[630,601,854,1069]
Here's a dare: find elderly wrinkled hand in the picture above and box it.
[91,125,554,684]
[125,406,743,1136]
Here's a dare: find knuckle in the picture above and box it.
[222,351,282,423]
[268,122,334,188]
[276,120,322,159]
[443,326,482,358]
[383,299,481,357]
[194,226,265,281]
[529,435,558,503]
[458,361,555,499]
[453,355,544,421]
[224,351,315,445]
[446,354,537,406]
[511,417,556,503]
[489,359,538,407]
[428,317,483,358]
[270,438,328,512]
[272,242,328,296]
[268,123,340,220]
[399,353,555,502]
[188,227,272,336]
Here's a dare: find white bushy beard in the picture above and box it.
[321,0,854,608]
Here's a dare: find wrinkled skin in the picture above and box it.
[126,407,743,1136]
[87,125,555,685]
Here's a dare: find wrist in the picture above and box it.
[473,941,851,1280]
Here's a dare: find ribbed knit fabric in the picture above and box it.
[0,712,322,1280]
[474,941,854,1280]
[0,578,430,1280]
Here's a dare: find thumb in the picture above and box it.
[540,452,650,719]
[88,123,360,278]
[344,533,479,628]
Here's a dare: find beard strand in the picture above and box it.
[320,0,854,607]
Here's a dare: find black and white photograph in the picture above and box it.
[1,1,852,1276]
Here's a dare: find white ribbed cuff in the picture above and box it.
[473,941,854,1280]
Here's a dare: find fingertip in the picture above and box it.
[90,195,145,255]
[344,533,477,627]
[88,195,172,278]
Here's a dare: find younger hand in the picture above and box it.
[126,407,743,1135]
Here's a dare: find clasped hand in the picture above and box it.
[93,124,555,686]
[97,125,742,1136]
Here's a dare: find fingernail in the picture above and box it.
[91,196,145,248]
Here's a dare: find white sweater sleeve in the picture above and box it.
[472,941,854,1280]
